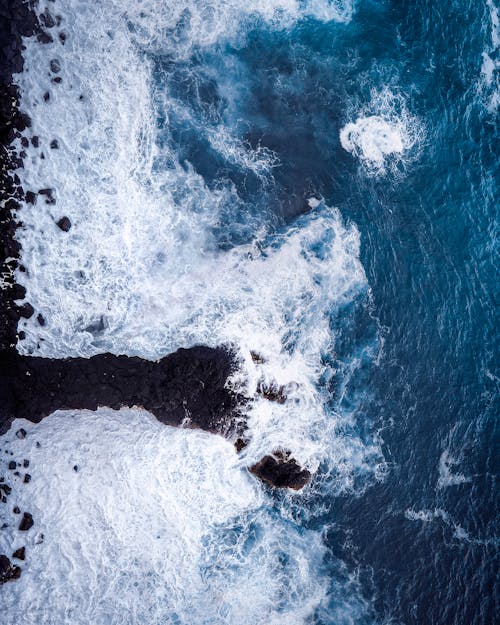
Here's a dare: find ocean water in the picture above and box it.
[1,0,498,623]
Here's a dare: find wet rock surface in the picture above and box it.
[250,451,311,490]
[0,0,40,351]
[0,554,21,583]
[18,511,33,531]
[0,346,245,438]
[12,546,25,560]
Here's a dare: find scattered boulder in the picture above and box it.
[234,438,248,452]
[15,428,26,439]
[8,461,16,470]
[18,302,34,319]
[250,450,311,490]
[12,547,25,561]
[0,483,11,495]
[25,190,36,204]
[0,555,21,583]
[19,512,33,531]
[56,216,71,232]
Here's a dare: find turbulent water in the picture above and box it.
[1,0,498,623]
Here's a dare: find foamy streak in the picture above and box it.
[0,409,334,625]
[13,0,381,481]
[480,0,499,110]
[437,451,471,489]
[340,89,422,174]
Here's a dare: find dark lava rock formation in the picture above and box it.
[0,346,244,438]
[250,451,311,490]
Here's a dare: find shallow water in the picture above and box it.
[2,0,498,623]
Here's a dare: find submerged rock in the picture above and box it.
[250,451,311,490]
[0,555,21,583]
[256,382,287,404]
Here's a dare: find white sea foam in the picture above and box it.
[0,409,334,625]
[404,508,449,523]
[480,0,500,110]
[437,451,471,489]
[340,89,422,174]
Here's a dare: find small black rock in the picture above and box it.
[37,313,46,326]
[50,59,61,73]
[23,460,29,468]
[25,191,36,204]
[43,91,50,101]
[0,555,21,583]
[37,31,54,44]
[23,474,31,484]
[12,547,25,561]
[13,507,20,514]
[8,461,16,470]
[31,136,39,148]
[15,429,26,439]
[73,465,78,472]
[18,303,34,319]
[50,139,59,149]
[56,216,71,232]
[40,8,56,28]
[19,512,33,531]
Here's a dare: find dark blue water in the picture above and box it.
[155,1,498,623]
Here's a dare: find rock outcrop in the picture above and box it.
[0,346,244,438]
[250,450,311,490]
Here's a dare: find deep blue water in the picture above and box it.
[157,1,498,623]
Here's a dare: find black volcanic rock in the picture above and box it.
[18,512,33,531]
[0,554,21,583]
[0,346,245,438]
[18,302,34,319]
[56,216,71,231]
[12,546,25,560]
[256,382,286,404]
[250,451,311,490]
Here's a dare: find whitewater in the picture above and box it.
[1,1,388,623]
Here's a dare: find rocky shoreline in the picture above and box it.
[0,0,313,588]
[0,0,40,352]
